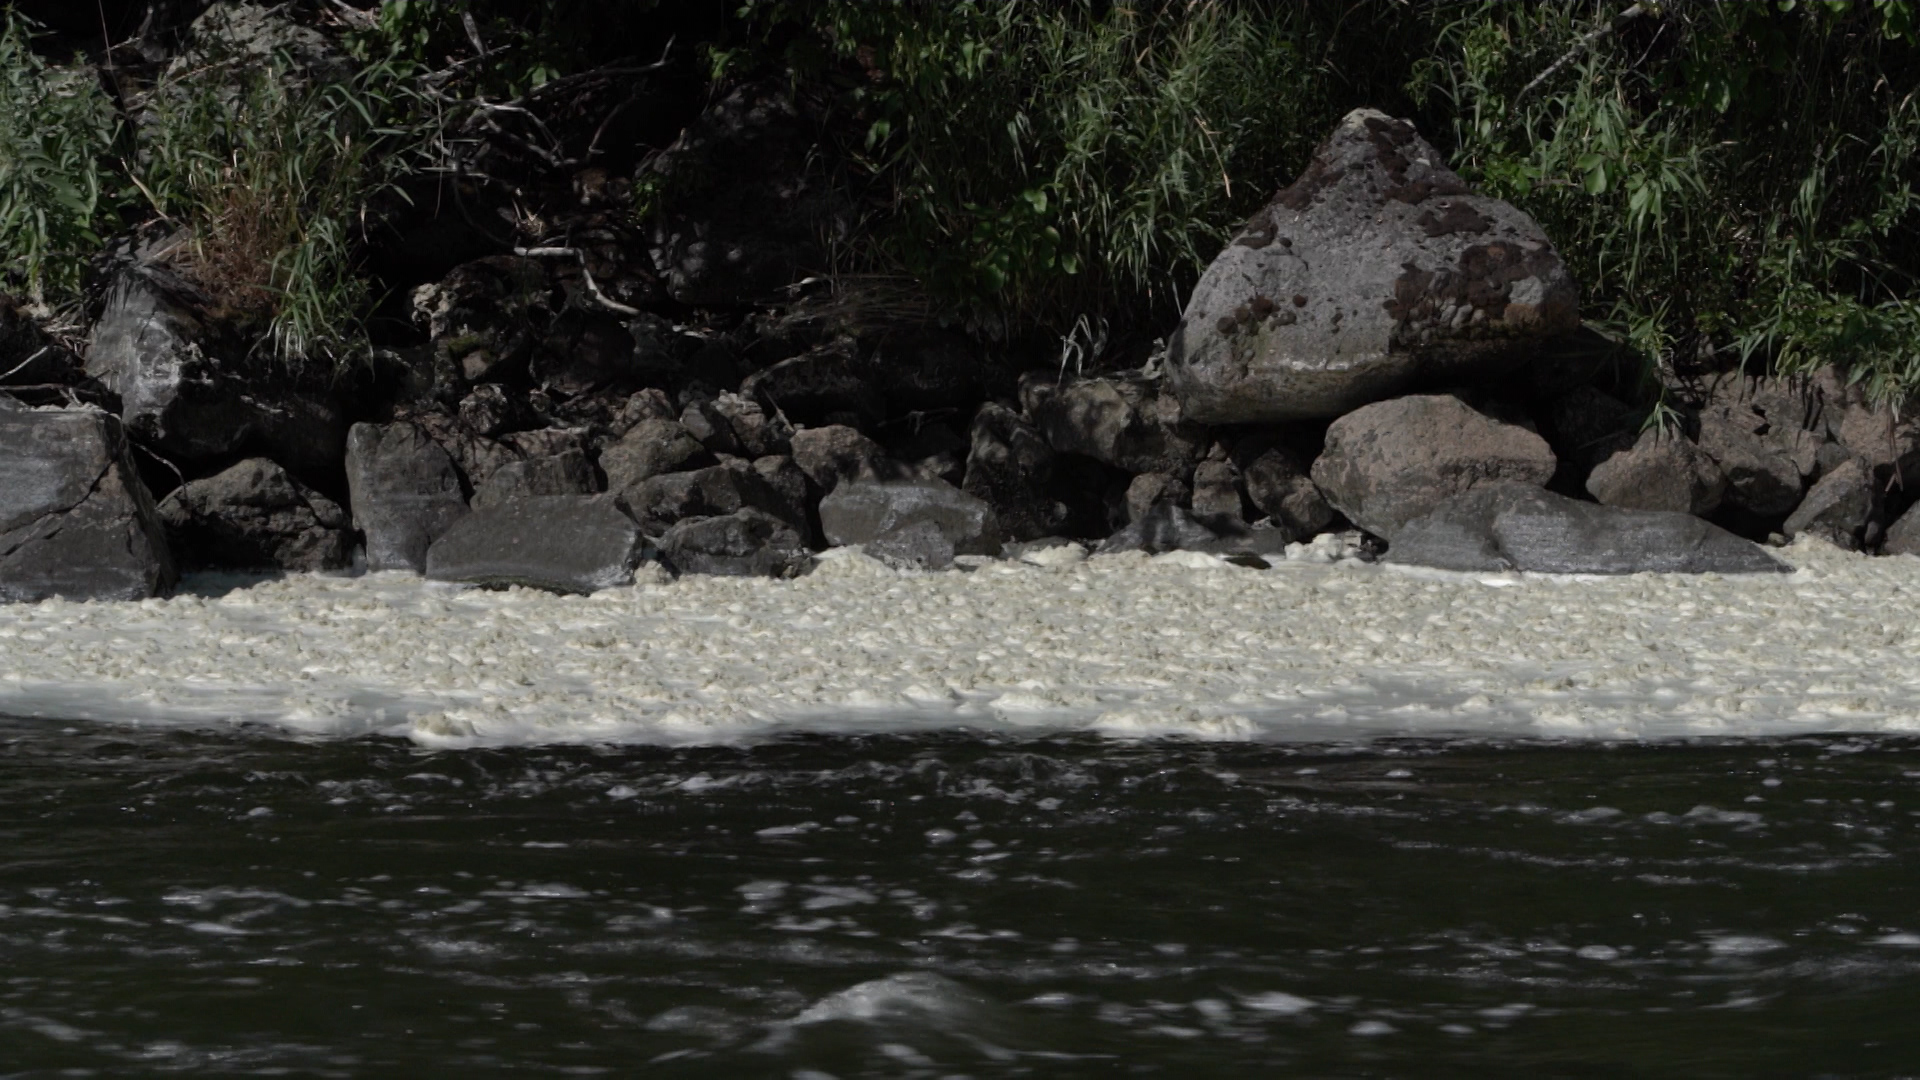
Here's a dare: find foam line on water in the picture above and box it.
[0,538,1915,746]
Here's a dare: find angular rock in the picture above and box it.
[962,403,1063,542]
[1189,460,1245,524]
[739,342,884,427]
[818,478,1003,566]
[1385,484,1787,574]
[1125,472,1192,523]
[1238,443,1335,534]
[425,496,643,593]
[790,424,898,492]
[751,455,813,540]
[599,419,715,492]
[1783,457,1878,549]
[658,508,810,577]
[345,422,469,572]
[1019,374,1205,474]
[1884,501,1920,556]
[158,457,348,570]
[1310,394,1556,538]
[679,399,741,454]
[618,461,796,536]
[470,449,599,511]
[1586,428,1727,516]
[1169,109,1580,422]
[0,400,175,602]
[86,264,343,469]
[1695,375,1826,517]
[710,392,790,457]
[1097,501,1291,557]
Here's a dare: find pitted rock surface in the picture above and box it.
[1587,428,1727,517]
[1169,109,1578,422]
[159,457,349,571]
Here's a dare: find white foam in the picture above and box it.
[1,538,1917,746]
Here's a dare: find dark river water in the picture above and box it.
[4,717,1919,1077]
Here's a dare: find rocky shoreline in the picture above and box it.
[4,7,1915,604]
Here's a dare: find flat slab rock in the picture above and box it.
[0,399,176,602]
[1169,109,1579,422]
[425,496,644,593]
[1385,484,1788,575]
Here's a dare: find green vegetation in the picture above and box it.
[0,1,1915,403]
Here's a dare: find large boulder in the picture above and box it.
[425,496,643,594]
[344,422,469,572]
[1168,109,1579,422]
[1782,456,1878,550]
[818,478,1003,568]
[598,419,715,492]
[86,264,344,469]
[617,461,800,536]
[657,508,810,577]
[158,457,349,570]
[0,399,175,601]
[962,403,1064,542]
[1310,394,1556,538]
[790,424,899,492]
[1019,374,1205,474]
[1695,374,1826,517]
[1385,484,1787,574]
[1586,428,1726,516]
[469,449,599,510]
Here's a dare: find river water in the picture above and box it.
[4,543,1920,1075]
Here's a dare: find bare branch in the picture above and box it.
[1512,3,1649,111]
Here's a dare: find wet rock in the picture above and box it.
[818,478,1003,568]
[1125,472,1192,523]
[1169,109,1579,422]
[657,508,810,577]
[1385,483,1788,574]
[1310,394,1556,538]
[425,496,643,594]
[646,83,841,306]
[598,419,716,492]
[1096,501,1291,557]
[158,458,348,570]
[619,461,799,536]
[344,422,469,572]
[0,399,176,601]
[1586,428,1727,516]
[1020,373,1205,474]
[1238,443,1335,534]
[790,424,899,492]
[962,403,1063,542]
[86,264,344,469]
[1782,457,1878,550]
[470,449,599,511]
[1695,375,1826,517]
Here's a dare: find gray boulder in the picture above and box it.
[619,461,799,536]
[425,496,643,593]
[1310,394,1556,538]
[1586,428,1727,516]
[657,508,810,577]
[1884,501,1920,556]
[710,392,791,457]
[1189,459,1244,523]
[1097,501,1291,559]
[1019,373,1205,474]
[345,422,469,572]
[679,399,742,454]
[751,455,813,539]
[470,449,599,510]
[1782,457,1878,549]
[790,424,899,492]
[962,403,1063,541]
[599,418,716,492]
[158,458,348,570]
[1695,375,1825,517]
[1238,443,1335,534]
[1125,472,1192,523]
[0,399,175,602]
[1385,484,1787,574]
[818,478,1003,568]
[86,265,343,470]
[1169,109,1579,423]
